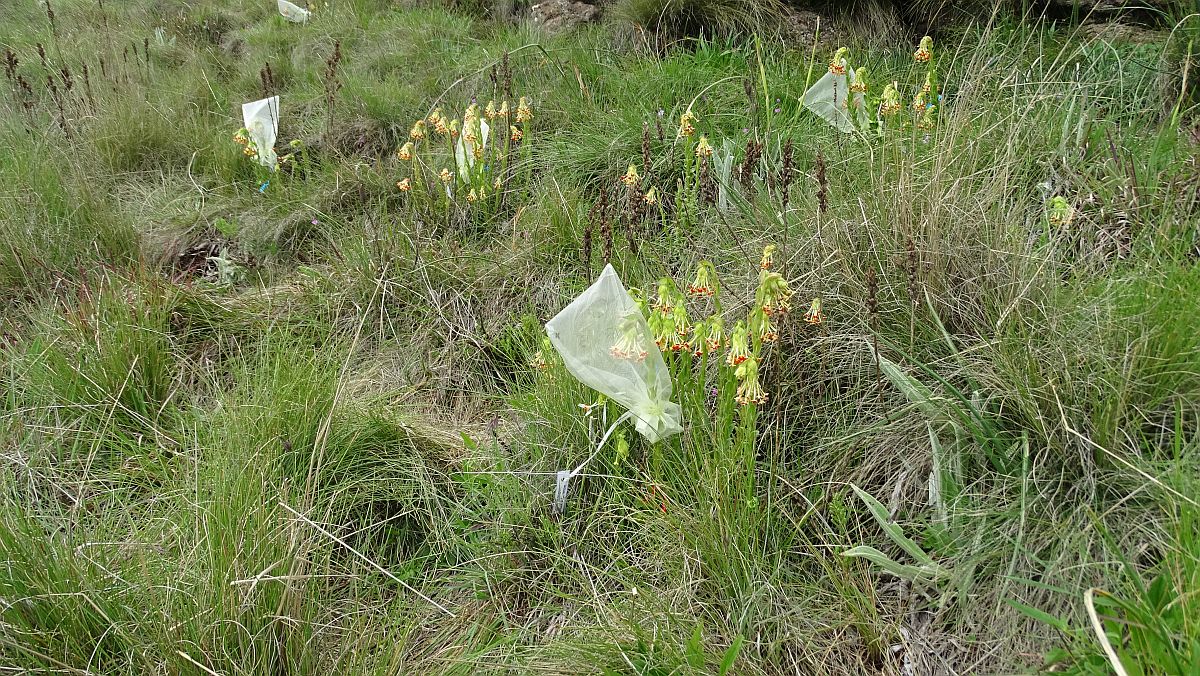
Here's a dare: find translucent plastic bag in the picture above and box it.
[277,0,310,23]
[802,56,854,133]
[241,96,279,169]
[545,264,682,443]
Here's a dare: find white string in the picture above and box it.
[549,410,634,515]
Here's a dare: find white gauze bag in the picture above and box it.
[278,0,311,23]
[802,55,855,133]
[546,264,682,443]
[241,96,279,169]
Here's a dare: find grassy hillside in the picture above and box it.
[1,1,1198,673]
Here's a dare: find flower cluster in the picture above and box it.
[687,261,717,297]
[409,119,426,141]
[850,67,868,95]
[756,271,793,318]
[879,82,902,117]
[233,128,259,159]
[393,94,531,205]
[610,312,650,362]
[734,355,767,406]
[647,278,692,353]
[516,97,533,124]
[613,248,816,407]
[804,298,823,325]
[1047,196,1075,227]
[804,41,938,133]
[678,110,697,139]
[621,164,641,189]
[828,47,849,76]
[759,244,775,271]
[914,35,933,64]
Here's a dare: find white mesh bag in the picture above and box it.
[545,264,682,443]
[277,0,311,23]
[802,56,855,133]
[241,96,279,169]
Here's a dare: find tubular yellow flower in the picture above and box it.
[397,142,413,161]
[751,305,778,343]
[439,168,453,184]
[695,135,713,159]
[678,110,697,138]
[510,125,523,143]
[643,187,658,205]
[410,119,427,141]
[726,321,750,366]
[621,164,641,188]
[804,298,823,324]
[914,36,933,64]
[734,355,768,406]
[648,308,670,350]
[610,313,649,362]
[667,304,696,355]
[516,97,532,123]
[493,176,502,190]
[706,316,724,352]
[672,303,690,337]
[396,177,411,192]
[829,47,849,75]
[433,114,449,137]
[449,119,460,139]
[498,100,510,118]
[466,189,478,203]
[760,244,776,271]
[688,261,717,297]
[690,319,709,358]
[485,99,497,120]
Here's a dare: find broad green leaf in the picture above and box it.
[842,546,943,582]
[718,635,744,676]
[875,351,948,425]
[685,624,704,668]
[850,484,939,568]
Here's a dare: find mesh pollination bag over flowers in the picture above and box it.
[277,0,311,23]
[802,48,857,134]
[546,265,683,444]
[241,96,279,169]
